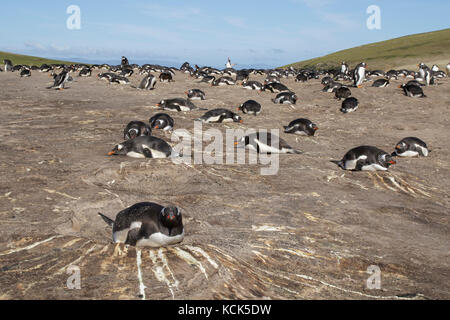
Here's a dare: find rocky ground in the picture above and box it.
[0,68,449,300]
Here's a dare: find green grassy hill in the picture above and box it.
[0,51,79,66]
[285,28,450,71]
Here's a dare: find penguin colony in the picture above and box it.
[2,58,442,247]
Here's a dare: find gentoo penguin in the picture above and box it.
[98,202,184,247]
[20,68,31,77]
[272,92,297,104]
[242,81,264,91]
[431,64,439,72]
[149,113,174,131]
[283,119,318,136]
[185,89,206,100]
[3,59,13,72]
[446,62,450,76]
[237,100,261,115]
[226,57,234,69]
[138,74,156,90]
[263,82,290,93]
[79,67,92,77]
[236,70,250,82]
[236,132,301,154]
[334,86,352,100]
[264,75,281,84]
[200,75,216,83]
[159,72,173,82]
[212,76,235,86]
[371,79,390,87]
[110,75,130,85]
[338,146,396,171]
[123,121,152,140]
[196,109,242,123]
[295,74,308,82]
[340,61,349,75]
[47,70,70,90]
[121,56,129,67]
[386,70,398,80]
[157,98,204,112]
[392,137,429,157]
[108,136,177,158]
[399,83,426,98]
[353,62,366,88]
[340,97,359,113]
[120,68,134,77]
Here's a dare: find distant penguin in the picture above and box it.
[283,119,318,136]
[20,68,31,77]
[338,146,396,171]
[295,74,308,82]
[159,72,173,82]
[212,76,235,86]
[399,83,426,98]
[353,62,366,88]
[237,100,261,115]
[371,79,389,87]
[340,61,349,75]
[121,56,129,67]
[79,68,92,77]
[340,97,359,113]
[242,80,264,91]
[200,75,216,83]
[446,62,450,76]
[196,109,242,123]
[149,113,174,131]
[392,137,429,157]
[157,98,204,112]
[108,136,177,158]
[272,92,297,104]
[120,68,134,77]
[334,86,352,100]
[47,70,70,90]
[431,64,439,72]
[236,132,302,154]
[98,202,184,247]
[138,74,156,90]
[3,59,13,72]
[264,82,290,93]
[185,89,205,100]
[124,121,152,140]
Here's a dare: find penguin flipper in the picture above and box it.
[98,212,114,227]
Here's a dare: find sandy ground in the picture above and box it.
[0,68,449,300]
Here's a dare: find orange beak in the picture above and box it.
[184,91,188,94]
[397,85,402,88]
[108,151,115,156]
[395,145,401,150]
[388,160,396,165]
[154,125,159,129]
[239,120,243,123]
[314,127,319,131]
[234,141,239,145]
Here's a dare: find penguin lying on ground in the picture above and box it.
[371,79,389,87]
[340,97,359,113]
[185,89,205,100]
[237,100,261,115]
[149,113,174,131]
[242,80,264,91]
[264,82,290,93]
[196,109,242,123]
[108,136,178,158]
[272,92,297,104]
[236,132,301,154]
[98,202,184,247]
[124,121,152,140]
[334,86,351,100]
[284,119,318,136]
[399,83,426,97]
[392,137,429,157]
[156,98,206,112]
[337,146,396,171]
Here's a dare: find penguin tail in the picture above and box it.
[421,94,427,98]
[290,149,303,154]
[198,107,208,111]
[330,160,344,169]
[98,212,114,227]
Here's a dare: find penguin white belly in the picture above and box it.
[203,115,222,123]
[295,131,308,136]
[127,151,146,158]
[135,230,185,247]
[179,105,192,111]
[163,126,173,131]
[344,155,367,170]
[221,118,234,123]
[255,140,287,154]
[361,163,388,171]
[142,145,169,158]
[417,145,429,156]
[113,221,142,243]
[397,150,419,157]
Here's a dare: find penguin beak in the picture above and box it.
[239,120,243,123]
[154,125,159,129]
[398,85,402,88]
[395,145,401,150]
[388,160,396,165]
[313,126,318,131]
[234,141,239,146]
[184,91,188,94]
[108,151,116,156]
[155,103,160,107]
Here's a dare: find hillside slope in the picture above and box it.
[0,51,78,66]
[285,28,450,70]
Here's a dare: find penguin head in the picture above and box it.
[233,114,243,123]
[393,141,407,155]
[151,119,165,129]
[126,128,139,140]
[160,206,182,227]
[108,143,128,156]
[379,153,396,167]
[308,122,319,133]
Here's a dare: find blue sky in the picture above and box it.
[1,0,449,68]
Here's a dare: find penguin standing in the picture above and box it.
[446,62,450,76]
[47,70,70,90]
[123,121,152,140]
[340,61,349,75]
[283,119,318,136]
[236,132,302,154]
[338,146,396,171]
[392,137,429,157]
[237,100,261,115]
[98,202,184,247]
[108,136,177,158]
[3,59,13,72]
[353,62,366,88]
[121,56,129,67]
[149,113,174,131]
[138,74,156,90]
[196,109,242,123]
